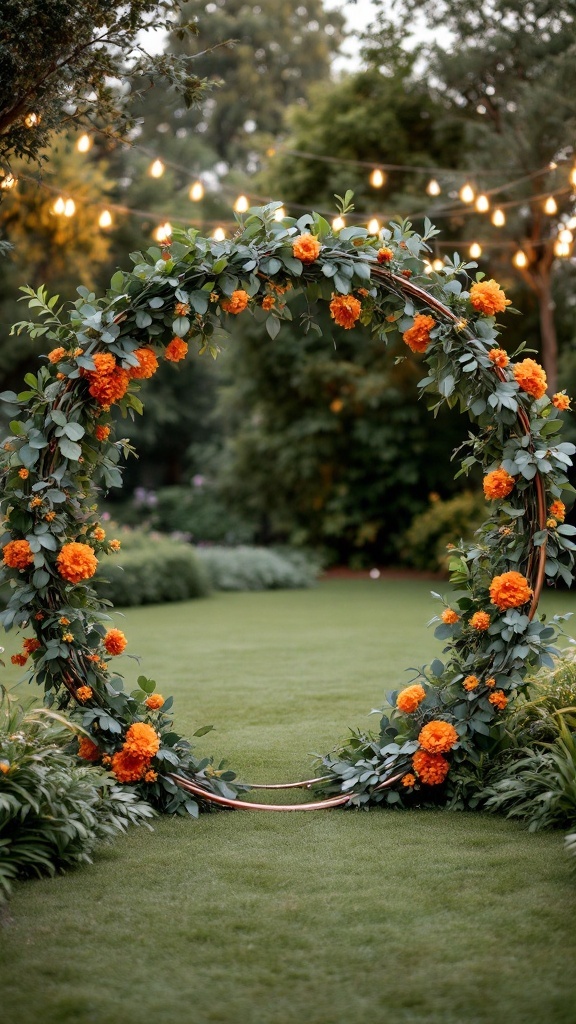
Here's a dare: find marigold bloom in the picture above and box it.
[489,690,508,710]
[488,347,510,368]
[11,653,27,666]
[87,653,101,663]
[84,353,130,407]
[109,538,121,552]
[23,638,41,654]
[489,570,533,610]
[396,683,426,714]
[483,468,515,500]
[111,748,147,782]
[469,279,511,316]
[60,616,71,624]
[128,347,159,380]
[221,289,250,315]
[418,720,458,754]
[412,749,450,785]
[103,628,127,655]
[95,424,110,442]
[78,736,100,761]
[402,314,436,354]
[44,511,56,522]
[463,675,480,691]
[76,686,93,702]
[93,526,106,542]
[62,632,74,642]
[165,337,188,362]
[552,392,571,411]
[485,677,496,688]
[547,518,557,529]
[262,295,276,310]
[469,611,490,631]
[549,500,566,521]
[145,693,165,710]
[401,269,412,279]
[144,769,158,783]
[18,468,29,480]
[329,293,362,330]
[174,302,190,316]
[123,722,160,759]
[3,539,34,569]
[57,542,98,584]
[377,246,394,263]
[292,234,321,263]
[0,762,9,774]
[513,358,547,400]
[47,347,66,363]
[401,773,416,788]
[29,497,43,509]
[441,608,460,625]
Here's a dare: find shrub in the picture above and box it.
[95,529,211,606]
[196,545,320,591]
[112,484,257,545]
[400,491,487,572]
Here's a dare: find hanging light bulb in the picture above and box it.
[475,194,490,213]
[426,178,441,197]
[76,134,92,153]
[0,172,18,190]
[432,258,444,272]
[273,206,286,221]
[212,227,226,241]
[554,240,571,257]
[459,182,475,204]
[24,112,41,128]
[64,199,76,217]
[53,196,66,214]
[544,196,558,215]
[492,208,506,227]
[332,216,345,232]
[369,168,386,188]
[570,166,576,188]
[234,194,249,213]
[98,209,113,229]
[469,242,482,259]
[367,218,380,235]
[567,216,576,229]
[513,249,528,268]
[189,180,204,201]
[558,228,574,244]
[153,222,172,243]
[423,261,433,274]
[149,159,165,178]
[549,161,558,170]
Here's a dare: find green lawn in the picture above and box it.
[1,579,575,1024]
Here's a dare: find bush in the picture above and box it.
[400,491,487,572]
[95,528,211,606]
[111,484,257,545]
[196,545,320,591]
[0,691,154,900]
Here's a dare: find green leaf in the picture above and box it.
[265,316,280,339]
[58,437,82,461]
[137,675,156,694]
[193,724,215,737]
[172,316,190,336]
[63,422,85,441]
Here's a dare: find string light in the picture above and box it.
[567,216,576,229]
[423,261,433,274]
[475,194,490,213]
[273,206,286,221]
[332,216,345,231]
[459,183,475,204]
[153,222,172,243]
[189,180,204,201]
[554,240,571,257]
[234,194,249,213]
[513,249,528,268]
[53,196,66,214]
[544,196,558,215]
[149,159,165,178]
[432,258,444,271]
[369,169,386,188]
[427,179,441,196]
[98,209,113,229]
[24,112,41,128]
[558,228,573,244]
[469,242,482,259]
[76,134,92,154]
[492,208,506,227]
[367,218,380,234]
[570,166,576,188]
[0,173,18,190]
[212,227,226,241]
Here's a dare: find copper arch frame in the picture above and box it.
[171,270,548,811]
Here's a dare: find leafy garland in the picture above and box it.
[1,198,574,814]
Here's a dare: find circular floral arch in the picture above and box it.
[1,201,574,815]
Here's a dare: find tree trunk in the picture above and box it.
[537,273,558,395]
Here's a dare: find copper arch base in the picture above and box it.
[170,772,404,811]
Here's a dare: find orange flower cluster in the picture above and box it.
[376,247,393,263]
[95,424,110,442]
[145,694,165,710]
[402,314,435,354]
[18,468,29,480]
[489,571,533,610]
[552,392,571,411]
[111,749,148,782]
[174,302,190,316]
[93,526,106,542]
[488,348,509,368]
[329,294,362,330]
[165,337,188,362]
[549,500,566,521]
[513,358,547,399]
[469,611,490,631]
[56,542,98,584]
[262,295,276,310]
[109,538,121,552]
[463,675,479,691]
[85,352,130,407]
[103,628,127,655]
[124,722,160,758]
[469,279,511,316]
[128,347,159,380]
[3,539,34,569]
[483,468,515,500]
[396,683,426,714]
[111,722,160,783]
[292,234,321,263]
[78,736,100,761]
[488,690,508,710]
[76,686,93,702]
[412,749,449,785]
[23,638,41,654]
[221,289,250,315]
[418,720,458,754]
[485,677,496,688]
[441,608,460,625]
[48,347,66,363]
[401,773,416,788]
[11,653,27,666]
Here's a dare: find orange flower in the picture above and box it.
[489,571,533,610]
[485,677,496,688]
[93,526,106,542]
[62,632,74,642]
[418,720,458,754]
[165,337,188,362]
[3,539,34,569]
[29,497,43,509]
[401,269,412,279]
[23,638,41,654]
[111,748,148,782]
[547,518,557,529]
[145,694,165,710]
[44,511,56,522]
[262,295,276,310]
[47,347,66,363]
[376,246,393,263]
[469,279,511,316]
[329,294,362,330]
[292,234,321,263]
[57,542,98,584]
[469,611,490,631]
[11,653,28,666]
[552,392,571,411]
[549,500,566,522]
[441,608,460,625]
[488,347,510,368]
[18,468,29,480]
[128,347,159,380]
[402,314,436,354]
[396,683,426,714]
[412,749,450,785]
[123,722,160,759]
[463,675,480,691]
[174,302,190,316]
[0,762,10,774]
[103,628,127,655]
[221,289,250,315]
[85,353,130,407]
[109,538,121,552]
[34,612,45,621]
[95,424,110,442]
[87,653,101,663]
[78,736,100,762]
[76,686,93,702]
[401,773,416,788]
[330,398,343,414]
[489,690,508,710]
[513,358,547,400]
[144,769,158,783]
[483,468,515,500]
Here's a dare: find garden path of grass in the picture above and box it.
[1,579,575,1024]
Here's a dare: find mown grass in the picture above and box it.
[1,579,575,1024]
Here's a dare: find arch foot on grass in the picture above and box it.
[169,772,404,811]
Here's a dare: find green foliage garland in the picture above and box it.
[1,198,574,812]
